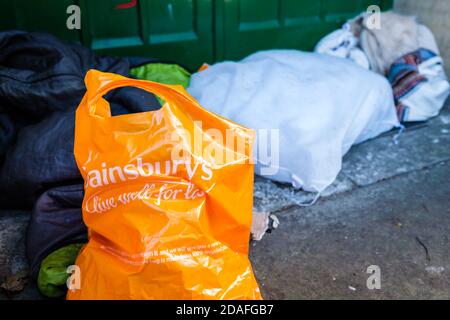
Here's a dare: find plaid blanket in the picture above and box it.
[388,48,437,121]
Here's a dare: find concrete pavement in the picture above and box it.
[251,160,450,299]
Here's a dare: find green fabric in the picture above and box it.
[37,243,84,298]
[130,63,191,105]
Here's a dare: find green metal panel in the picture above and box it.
[0,0,393,70]
[215,0,393,62]
[0,0,82,42]
[79,0,214,69]
[0,0,214,70]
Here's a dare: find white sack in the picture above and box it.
[402,56,450,122]
[188,50,399,192]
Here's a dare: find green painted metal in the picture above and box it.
[0,0,81,42]
[0,0,393,70]
[79,0,214,69]
[215,0,393,61]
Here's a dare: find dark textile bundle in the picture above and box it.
[0,31,161,278]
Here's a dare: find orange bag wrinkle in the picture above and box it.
[67,70,261,300]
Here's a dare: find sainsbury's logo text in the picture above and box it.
[86,158,212,189]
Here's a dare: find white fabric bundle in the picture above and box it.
[188,50,399,192]
[314,28,370,70]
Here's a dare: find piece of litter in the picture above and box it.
[269,214,280,229]
[250,212,280,241]
[251,211,270,241]
[440,116,450,124]
[425,266,445,276]
[0,273,28,293]
[348,286,357,291]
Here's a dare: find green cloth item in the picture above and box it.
[130,63,191,105]
[37,243,84,298]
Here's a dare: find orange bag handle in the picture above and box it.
[83,69,194,118]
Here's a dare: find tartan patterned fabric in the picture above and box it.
[387,48,437,121]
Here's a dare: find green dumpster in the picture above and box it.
[0,0,393,70]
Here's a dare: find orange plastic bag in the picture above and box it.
[67,70,261,300]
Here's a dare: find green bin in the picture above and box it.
[0,0,393,70]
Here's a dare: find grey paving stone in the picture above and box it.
[0,211,29,280]
[0,211,44,300]
[250,161,450,299]
[254,173,356,213]
[342,121,450,187]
